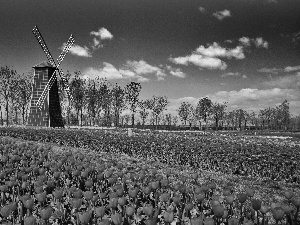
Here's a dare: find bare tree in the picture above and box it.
[177,102,192,125]
[0,65,18,126]
[70,71,86,126]
[138,100,150,128]
[196,97,212,131]
[147,96,169,129]
[125,82,142,127]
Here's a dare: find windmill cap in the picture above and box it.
[33,61,56,68]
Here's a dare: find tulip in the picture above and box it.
[53,188,63,200]
[40,207,52,221]
[246,188,254,198]
[109,198,118,209]
[160,192,171,203]
[226,195,234,204]
[24,215,37,225]
[292,196,300,207]
[161,179,169,188]
[203,217,215,225]
[116,187,124,197]
[126,206,135,216]
[78,211,92,225]
[251,199,261,211]
[172,194,181,205]
[118,197,126,206]
[213,204,225,218]
[163,211,174,223]
[191,216,204,225]
[111,212,122,225]
[73,190,82,199]
[71,198,82,209]
[0,205,11,218]
[272,207,285,222]
[144,204,154,217]
[85,179,93,189]
[196,193,205,203]
[185,202,194,211]
[34,191,45,205]
[151,181,159,190]
[98,219,110,225]
[95,206,106,218]
[260,205,269,214]
[192,173,198,180]
[128,188,138,198]
[24,198,34,210]
[83,191,93,201]
[237,193,247,204]
[283,190,294,200]
[228,217,239,225]
[223,188,231,196]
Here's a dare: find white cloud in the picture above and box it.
[284,65,300,73]
[167,87,300,117]
[209,88,300,115]
[196,42,245,59]
[213,10,231,20]
[90,28,113,40]
[90,27,113,50]
[262,72,300,89]
[199,7,206,13]
[221,72,240,77]
[258,67,281,74]
[242,75,247,79]
[239,37,251,47]
[170,54,227,70]
[64,43,92,57]
[254,37,269,49]
[166,65,187,78]
[82,62,150,82]
[125,60,167,81]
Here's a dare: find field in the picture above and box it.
[0,126,299,225]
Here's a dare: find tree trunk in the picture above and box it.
[80,108,83,127]
[131,113,134,128]
[6,100,9,126]
[22,105,25,125]
[15,107,18,124]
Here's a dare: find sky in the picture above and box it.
[1,0,300,117]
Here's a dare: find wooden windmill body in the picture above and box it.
[27,61,64,127]
[27,26,74,128]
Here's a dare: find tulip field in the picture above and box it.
[0,126,299,225]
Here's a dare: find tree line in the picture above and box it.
[0,65,299,130]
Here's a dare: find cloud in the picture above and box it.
[167,87,300,117]
[196,42,245,59]
[261,72,300,89]
[170,54,227,70]
[209,88,300,115]
[90,27,113,50]
[221,72,240,78]
[242,75,247,79]
[125,60,167,81]
[199,7,206,13]
[254,37,269,49]
[90,28,113,40]
[258,67,281,74]
[213,10,231,20]
[62,43,92,57]
[82,62,150,82]
[284,65,300,73]
[239,37,251,47]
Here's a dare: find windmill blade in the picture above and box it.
[36,71,58,109]
[32,26,56,67]
[57,35,75,66]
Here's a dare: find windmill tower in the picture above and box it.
[27,26,74,128]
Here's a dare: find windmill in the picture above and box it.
[27,26,75,127]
